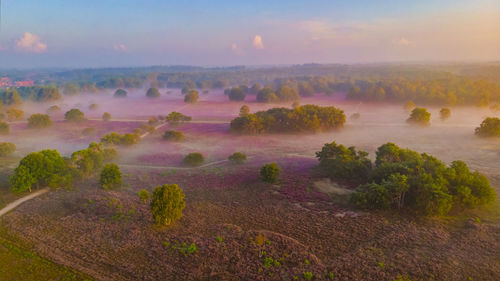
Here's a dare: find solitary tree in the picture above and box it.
[183,152,204,166]
[184,90,199,104]
[27,114,52,129]
[407,107,431,126]
[0,142,16,156]
[228,87,246,101]
[228,152,247,164]
[239,105,250,117]
[102,112,111,121]
[138,189,150,203]
[260,163,281,183]
[47,105,61,115]
[114,89,128,98]
[146,87,161,98]
[475,117,500,137]
[150,184,186,226]
[163,130,184,142]
[65,109,86,122]
[6,108,24,121]
[440,108,451,121]
[99,164,122,190]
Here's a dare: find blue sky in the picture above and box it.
[0,0,499,68]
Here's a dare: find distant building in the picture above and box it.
[0,77,11,88]
[14,80,35,87]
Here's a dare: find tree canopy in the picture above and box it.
[407,107,431,126]
[0,142,16,157]
[99,164,122,190]
[27,114,52,129]
[146,87,161,98]
[184,90,199,104]
[150,184,186,226]
[65,109,86,122]
[475,117,500,137]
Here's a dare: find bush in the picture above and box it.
[239,105,250,116]
[146,87,161,98]
[102,112,111,121]
[138,189,150,203]
[260,163,280,183]
[101,132,141,146]
[114,89,128,98]
[0,121,10,135]
[82,127,96,136]
[440,108,451,121]
[228,87,246,101]
[404,101,416,112]
[475,117,500,137]
[0,142,16,156]
[165,112,192,124]
[228,152,247,164]
[99,164,122,190]
[47,105,61,114]
[6,108,24,121]
[27,114,52,129]
[407,107,430,126]
[183,153,204,166]
[184,90,199,104]
[150,184,186,226]
[65,108,86,122]
[71,142,118,177]
[89,103,99,110]
[163,130,184,142]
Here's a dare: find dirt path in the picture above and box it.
[119,159,231,170]
[0,188,50,218]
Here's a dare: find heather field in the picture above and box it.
[1,91,499,280]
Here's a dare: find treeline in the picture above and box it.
[0,86,61,105]
[230,105,345,134]
[316,142,496,216]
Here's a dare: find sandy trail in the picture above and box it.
[0,188,50,218]
[119,159,231,170]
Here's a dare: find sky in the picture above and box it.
[0,0,499,68]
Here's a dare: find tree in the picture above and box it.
[114,89,128,98]
[37,87,61,102]
[184,90,199,104]
[407,107,431,126]
[65,109,86,122]
[99,164,122,190]
[276,86,300,102]
[82,127,96,136]
[163,130,184,142]
[102,112,111,121]
[47,105,61,115]
[239,105,250,117]
[257,87,278,103]
[404,101,416,112]
[183,153,204,166]
[475,117,500,137]
[166,112,192,124]
[146,87,161,98]
[6,108,24,121]
[249,83,262,95]
[0,121,9,135]
[27,114,52,129]
[440,108,451,121]
[228,152,247,164]
[260,163,280,183]
[138,189,150,203]
[228,87,246,101]
[298,81,315,97]
[0,142,16,156]
[62,83,80,96]
[89,103,99,110]
[150,184,186,226]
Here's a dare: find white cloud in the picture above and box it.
[113,44,127,52]
[15,32,47,53]
[231,43,244,55]
[252,35,264,49]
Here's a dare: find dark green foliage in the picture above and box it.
[165,112,192,124]
[339,142,497,215]
[475,117,500,137]
[316,142,372,184]
[276,85,300,102]
[46,105,61,114]
[0,121,9,135]
[89,103,99,110]
[99,164,122,190]
[114,89,128,98]
[298,81,315,97]
[228,152,247,164]
[0,142,16,156]
[162,130,184,142]
[146,87,161,98]
[440,108,451,121]
[256,87,278,103]
[260,163,281,183]
[407,107,431,126]
[228,87,246,101]
[138,189,150,203]
[184,90,199,103]
[62,83,80,96]
[101,132,141,146]
[27,114,52,129]
[10,149,72,192]
[36,87,61,102]
[71,142,117,177]
[150,184,186,226]
[230,105,345,134]
[0,89,22,105]
[183,153,204,166]
[65,108,86,122]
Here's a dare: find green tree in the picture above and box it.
[440,108,451,121]
[228,152,247,164]
[163,130,184,142]
[0,121,9,135]
[114,89,128,98]
[260,163,280,183]
[404,101,416,112]
[46,105,61,115]
[6,108,24,121]
[0,142,16,156]
[228,87,246,101]
[407,107,431,126]
[102,112,111,121]
[37,87,61,102]
[183,153,204,166]
[150,184,186,226]
[138,189,150,203]
[146,87,161,98]
[99,164,122,190]
[475,117,500,137]
[239,105,250,116]
[62,83,80,96]
[27,114,52,129]
[65,109,86,122]
[184,90,199,104]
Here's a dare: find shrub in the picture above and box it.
[228,87,246,101]
[138,189,150,203]
[407,107,430,126]
[0,142,16,156]
[183,153,204,166]
[6,108,24,121]
[475,117,500,137]
[89,103,99,110]
[65,108,86,122]
[184,90,199,104]
[150,184,186,226]
[27,114,52,129]
[102,112,111,121]
[165,112,192,124]
[82,127,96,136]
[228,152,247,164]
[0,121,10,135]
[239,105,250,116]
[440,108,451,121]
[260,163,280,183]
[146,87,161,98]
[99,164,122,190]
[114,89,128,98]
[163,130,184,142]
[47,105,61,114]
[101,132,140,146]
[404,101,416,112]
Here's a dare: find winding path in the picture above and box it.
[0,188,49,218]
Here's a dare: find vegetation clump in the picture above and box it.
[151,184,186,226]
[146,87,161,98]
[46,105,61,114]
[101,132,141,146]
[184,90,199,104]
[138,189,150,203]
[99,164,122,190]
[0,142,16,156]
[227,87,246,101]
[27,114,52,129]
[183,153,204,166]
[228,152,247,164]
[102,112,111,121]
[114,89,128,98]
[165,112,192,124]
[71,142,118,177]
[406,107,430,126]
[162,130,184,142]
[239,105,250,116]
[6,108,24,121]
[65,108,86,122]
[440,108,451,121]
[260,163,281,183]
[230,105,345,134]
[475,117,500,137]
[0,121,10,135]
